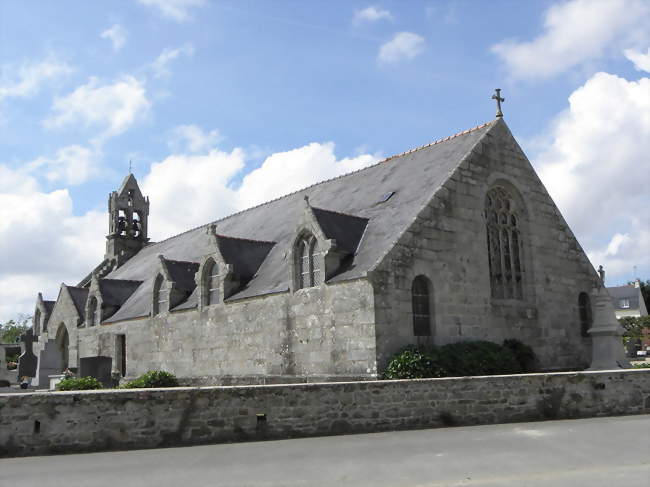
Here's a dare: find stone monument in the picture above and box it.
[588,285,630,370]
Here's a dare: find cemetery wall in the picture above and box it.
[2,369,649,457]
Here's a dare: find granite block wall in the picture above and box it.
[1,369,648,458]
[372,122,595,371]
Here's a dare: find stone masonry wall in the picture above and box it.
[1,369,649,457]
[372,120,595,371]
[76,279,377,384]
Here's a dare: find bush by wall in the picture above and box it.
[56,376,103,391]
[382,340,537,380]
[120,370,179,388]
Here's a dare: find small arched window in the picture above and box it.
[578,292,592,337]
[485,186,524,300]
[87,296,98,326]
[296,234,320,289]
[153,274,167,316]
[204,259,220,305]
[412,276,432,336]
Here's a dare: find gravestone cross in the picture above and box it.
[17,329,38,379]
[492,88,505,118]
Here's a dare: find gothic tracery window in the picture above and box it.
[412,275,432,336]
[296,234,320,289]
[205,259,220,305]
[578,292,592,337]
[485,186,524,300]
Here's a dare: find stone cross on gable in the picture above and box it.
[492,88,505,118]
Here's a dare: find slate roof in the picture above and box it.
[66,286,89,319]
[98,279,143,307]
[43,300,55,315]
[608,285,641,310]
[217,236,276,281]
[165,260,200,294]
[102,119,496,323]
[311,207,369,255]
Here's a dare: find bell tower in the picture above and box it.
[105,174,149,267]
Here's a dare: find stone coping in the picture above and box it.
[2,368,647,398]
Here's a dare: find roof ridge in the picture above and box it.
[149,120,494,246]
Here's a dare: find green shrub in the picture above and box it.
[120,370,179,388]
[632,362,650,369]
[381,346,446,380]
[382,340,530,380]
[56,376,103,391]
[502,338,537,372]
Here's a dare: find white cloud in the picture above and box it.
[169,124,221,153]
[0,57,72,100]
[44,75,150,140]
[28,145,101,186]
[492,0,650,80]
[535,70,650,283]
[624,47,650,73]
[0,167,104,321]
[101,24,127,51]
[149,44,194,79]
[378,32,425,64]
[353,6,393,24]
[137,0,206,22]
[143,140,378,240]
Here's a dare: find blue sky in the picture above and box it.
[1,0,649,320]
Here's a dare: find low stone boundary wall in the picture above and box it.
[1,369,649,457]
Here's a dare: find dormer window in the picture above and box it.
[296,234,320,289]
[153,274,168,316]
[204,259,220,305]
[87,296,98,326]
[619,298,630,309]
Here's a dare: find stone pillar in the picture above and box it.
[588,287,630,370]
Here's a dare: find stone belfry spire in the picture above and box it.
[105,173,150,267]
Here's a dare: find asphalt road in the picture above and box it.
[1,415,649,487]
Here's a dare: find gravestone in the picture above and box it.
[35,339,64,387]
[17,329,38,381]
[79,356,113,386]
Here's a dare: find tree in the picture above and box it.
[619,316,650,354]
[0,315,31,343]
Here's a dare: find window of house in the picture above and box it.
[578,292,592,338]
[412,275,432,336]
[485,186,524,300]
[153,274,167,315]
[619,298,630,309]
[87,296,98,326]
[205,259,219,305]
[296,234,320,289]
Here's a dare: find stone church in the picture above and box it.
[28,117,599,386]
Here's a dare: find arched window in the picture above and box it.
[153,274,167,316]
[204,259,220,305]
[296,234,320,289]
[578,292,592,337]
[412,276,432,336]
[87,296,98,326]
[485,186,524,300]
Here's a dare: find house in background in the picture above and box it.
[608,279,649,356]
[608,280,648,319]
